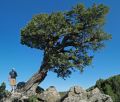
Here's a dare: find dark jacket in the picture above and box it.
[9,70,17,79]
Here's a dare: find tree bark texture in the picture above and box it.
[21,69,48,93]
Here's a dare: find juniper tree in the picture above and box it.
[20,4,111,93]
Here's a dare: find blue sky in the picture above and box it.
[0,0,120,91]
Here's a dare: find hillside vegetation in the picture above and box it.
[93,74,120,102]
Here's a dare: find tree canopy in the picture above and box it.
[21,4,111,79]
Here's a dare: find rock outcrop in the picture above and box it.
[2,92,28,102]
[1,86,113,102]
[63,86,113,102]
[38,86,61,102]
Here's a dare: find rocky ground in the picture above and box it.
[1,86,113,102]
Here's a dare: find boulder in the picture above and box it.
[87,88,113,102]
[62,86,113,102]
[63,86,88,102]
[17,82,26,90]
[68,86,87,95]
[38,86,61,102]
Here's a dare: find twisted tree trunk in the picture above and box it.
[20,63,49,94]
[24,71,47,92]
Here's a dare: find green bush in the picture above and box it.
[0,82,6,99]
[0,82,10,100]
[28,95,38,102]
[95,75,120,102]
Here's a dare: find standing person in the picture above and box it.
[9,68,17,93]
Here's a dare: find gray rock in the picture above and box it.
[3,92,29,102]
[89,93,113,102]
[1,85,113,102]
[64,86,88,101]
[91,87,101,95]
[68,86,87,95]
[38,86,61,102]
[62,86,113,102]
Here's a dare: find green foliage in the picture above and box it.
[21,4,111,79]
[0,82,6,100]
[0,82,6,92]
[95,75,120,102]
[0,82,10,100]
[28,95,38,102]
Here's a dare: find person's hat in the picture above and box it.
[12,68,15,70]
